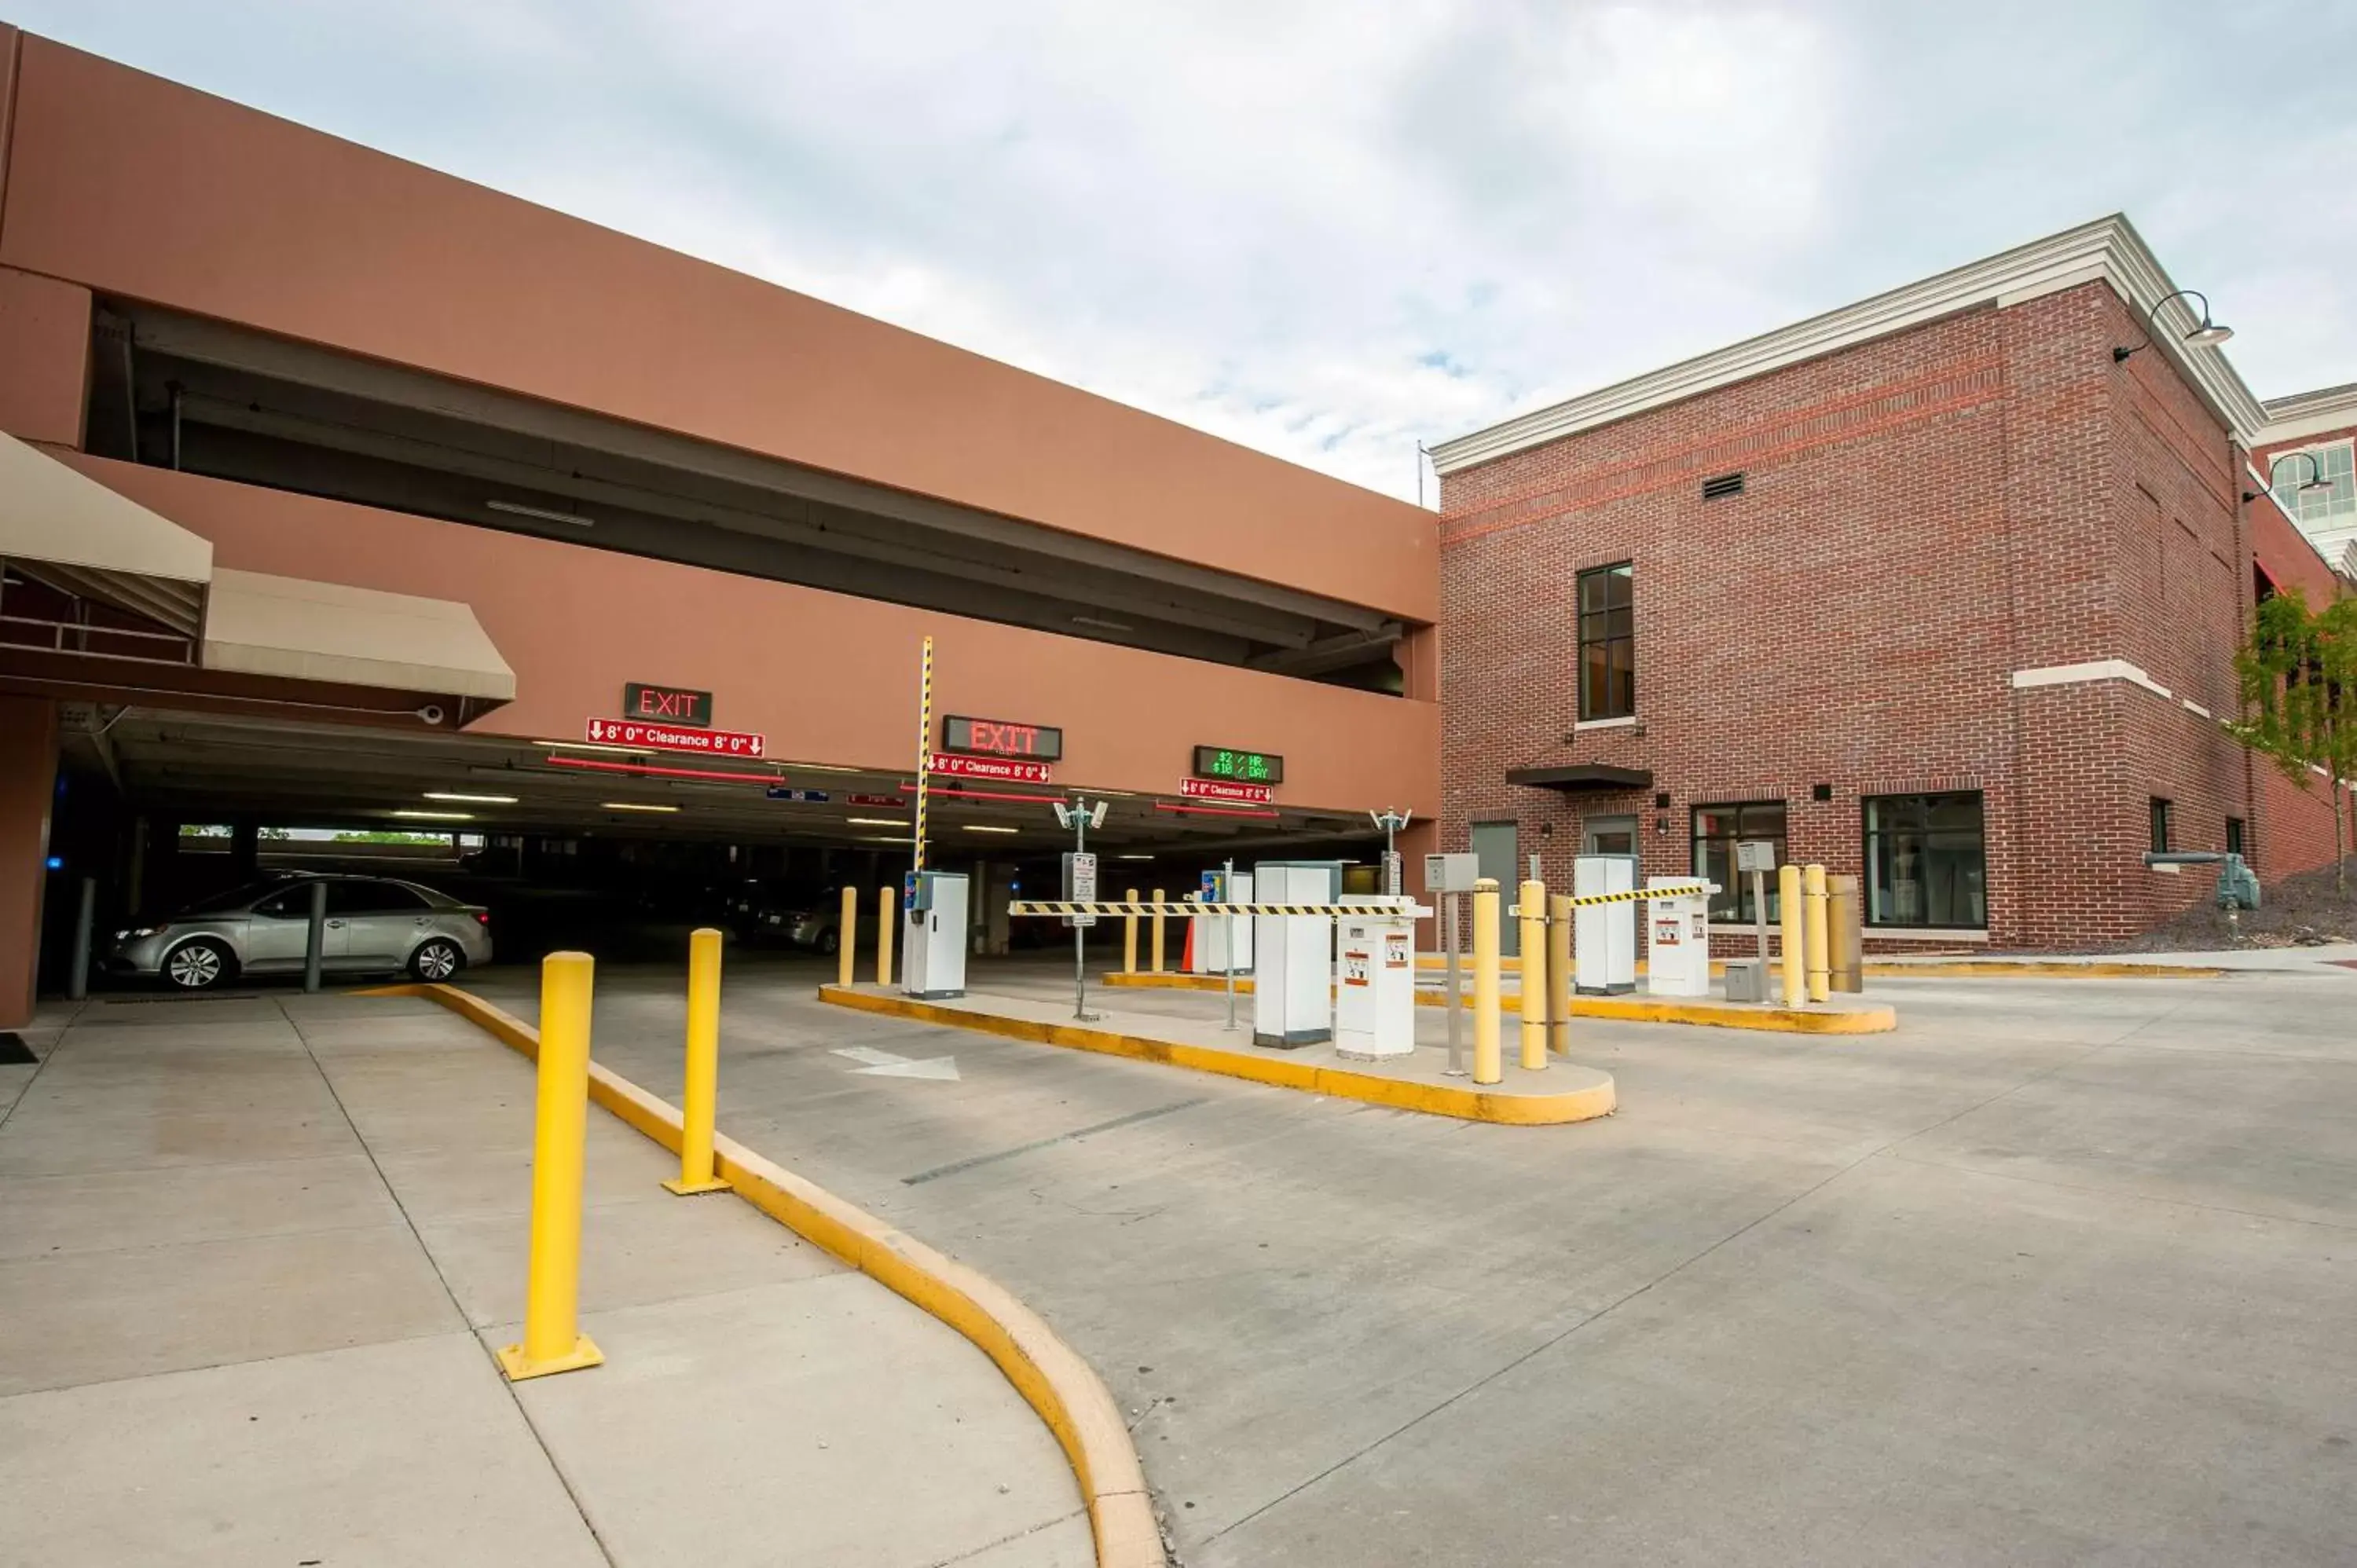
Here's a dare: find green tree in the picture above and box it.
[2233,590,2357,895]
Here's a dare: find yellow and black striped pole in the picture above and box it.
[911,636,933,876]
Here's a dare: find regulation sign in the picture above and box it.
[586,716,766,757]
[1064,851,1098,929]
[1178,776,1274,804]
[847,793,907,808]
[929,753,1053,784]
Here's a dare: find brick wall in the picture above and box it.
[1437,278,2304,951]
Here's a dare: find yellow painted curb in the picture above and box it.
[1407,955,2223,980]
[368,984,1165,1568]
[817,985,1615,1126]
[1103,971,1897,1034]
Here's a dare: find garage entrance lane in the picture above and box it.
[473,956,2357,1564]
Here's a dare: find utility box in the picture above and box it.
[1574,854,1638,994]
[1335,900,1417,1061]
[1423,852,1480,893]
[1253,861,1340,1048]
[1827,874,1864,993]
[1723,957,1766,1003]
[901,870,970,999]
[1644,877,1710,998]
[1190,871,1255,974]
[2216,854,2260,911]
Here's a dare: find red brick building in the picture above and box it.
[1429,217,2355,951]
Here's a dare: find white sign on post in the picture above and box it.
[1067,851,1098,928]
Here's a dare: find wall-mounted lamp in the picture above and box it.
[2243,450,2327,504]
[2113,288,2233,363]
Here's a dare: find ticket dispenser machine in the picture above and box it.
[1573,854,1638,994]
[1252,860,1340,1048]
[1189,871,1255,974]
[1644,876,1711,998]
[901,870,970,1000]
[1335,896,1420,1061]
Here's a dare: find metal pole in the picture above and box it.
[1517,877,1548,1071]
[1472,878,1502,1086]
[1222,857,1237,1031]
[1547,891,1573,1057]
[302,877,328,994]
[1072,810,1087,1022]
[1778,863,1805,1008]
[68,877,95,1001]
[1752,866,1769,1001]
[1804,863,1831,1004]
[665,928,731,1196]
[1443,893,1464,1075]
[497,951,604,1381]
[911,636,933,876]
[838,886,857,989]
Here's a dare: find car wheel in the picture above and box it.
[164,938,236,991]
[409,938,465,983]
[816,928,840,956]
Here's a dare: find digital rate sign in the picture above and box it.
[1192,746,1284,784]
[942,715,1063,761]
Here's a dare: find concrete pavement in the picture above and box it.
[0,989,1090,1568]
[468,949,2357,1566]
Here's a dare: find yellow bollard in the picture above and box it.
[1149,888,1167,973]
[497,951,604,1381]
[1778,863,1805,1009]
[877,885,896,987]
[1472,877,1502,1086]
[1803,863,1830,1004]
[665,928,731,1196]
[1517,878,1548,1071]
[1123,888,1140,974]
[1547,892,1573,1057]
[838,886,857,990]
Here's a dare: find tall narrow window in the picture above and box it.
[2271,441,2356,523]
[2150,797,2172,855]
[1692,801,1787,924]
[2225,816,2245,858]
[1863,793,1988,929]
[1577,562,1634,721]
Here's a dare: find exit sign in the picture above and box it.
[1192,746,1283,785]
[943,715,1063,761]
[623,683,712,727]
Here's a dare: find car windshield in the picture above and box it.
[174,879,305,916]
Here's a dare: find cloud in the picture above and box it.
[12,1,2357,504]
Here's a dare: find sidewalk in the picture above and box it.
[0,990,1090,1568]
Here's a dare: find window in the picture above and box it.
[1692,801,1787,924]
[2271,441,2356,523]
[2149,798,2172,855]
[252,888,311,919]
[1863,793,1986,929]
[1577,563,1634,721]
[2225,816,2245,858]
[324,880,431,916]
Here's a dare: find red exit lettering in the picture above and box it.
[971,721,1039,756]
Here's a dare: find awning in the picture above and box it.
[1505,764,1654,793]
[0,430,211,636]
[200,569,515,701]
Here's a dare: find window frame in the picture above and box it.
[1860,791,1989,931]
[1690,800,1787,925]
[2271,440,2357,523]
[2149,798,2172,855]
[1575,562,1636,723]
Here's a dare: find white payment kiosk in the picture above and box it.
[1252,860,1340,1049]
[901,870,970,999]
[1189,870,1255,974]
[1644,877,1711,998]
[1574,854,1638,994]
[1335,896,1421,1061]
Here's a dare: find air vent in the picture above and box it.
[1701,471,1745,500]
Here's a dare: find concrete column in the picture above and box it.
[0,694,61,1030]
[230,818,260,877]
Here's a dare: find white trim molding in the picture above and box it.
[2010,658,2172,699]
[1864,927,1993,943]
[2181,698,2212,720]
[1573,715,1638,732]
[1431,214,2270,474]
[2256,382,2357,447]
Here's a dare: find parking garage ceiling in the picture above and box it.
[58,706,1380,858]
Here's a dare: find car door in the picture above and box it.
[325,879,430,969]
[241,885,336,972]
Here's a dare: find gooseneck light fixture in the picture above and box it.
[2242,449,2327,505]
[2113,288,2233,363]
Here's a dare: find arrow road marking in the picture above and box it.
[832,1046,960,1081]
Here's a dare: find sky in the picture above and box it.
[15,1,2356,504]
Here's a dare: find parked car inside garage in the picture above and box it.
[105,874,493,990]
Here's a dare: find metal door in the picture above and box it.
[1470,821,1520,957]
[1582,815,1638,856]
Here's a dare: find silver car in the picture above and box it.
[107,875,493,991]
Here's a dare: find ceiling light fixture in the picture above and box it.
[1070,614,1134,633]
[423,792,517,804]
[962,824,1020,834]
[487,499,595,527]
[845,817,907,827]
[391,809,473,821]
[1116,853,1154,861]
[601,801,679,813]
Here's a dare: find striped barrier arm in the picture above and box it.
[1009,901,1426,918]
[1508,881,1715,915]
